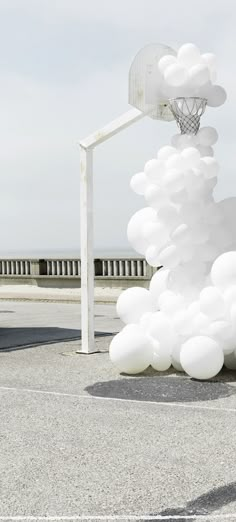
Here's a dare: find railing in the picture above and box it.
[0,257,153,279]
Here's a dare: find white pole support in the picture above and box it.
[78,108,145,354]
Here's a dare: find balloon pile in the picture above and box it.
[158,43,226,107]
[109,43,236,380]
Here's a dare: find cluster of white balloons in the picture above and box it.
[158,43,226,107]
[110,127,236,379]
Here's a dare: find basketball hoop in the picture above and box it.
[168,97,207,135]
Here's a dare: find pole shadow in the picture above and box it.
[146,481,236,521]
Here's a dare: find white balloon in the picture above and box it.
[149,268,170,304]
[164,63,188,87]
[197,145,214,157]
[207,85,227,107]
[109,325,152,374]
[166,153,186,171]
[189,64,210,87]
[146,244,161,267]
[173,309,193,336]
[158,146,177,161]
[211,252,236,290]
[171,223,190,244]
[159,244,180,269]
[201,53,217,82]
[139,312,153,331]
[158,54,177,74]
[158,205,180,231]
[148,311,176,351]
[130,172,148,195]
[197,126,218,146]
[200,157,219,178]
[224,351,236,370]
[145,184,168,210]
[201,53,216,71]
[158,290,184,315]
[192,312,210,335]
[191,222,209,244]
[163,168,185,193]
[145,159,166,183]
[150,338,172,371]
[207,320,234,354]
[178,43,201,67]
[199,286,225,319]
[224,285,236,312]
[117,287,155,325]
[171,343,184,372]
[180,336,224,379]
[127,207,156,255]
[142,221,168,247]
[181,147,201,169]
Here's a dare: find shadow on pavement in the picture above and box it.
[0,327,112,351]
[147,481,236,521]
[86,374,236,403]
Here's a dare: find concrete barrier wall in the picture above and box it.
[0,257,157,289]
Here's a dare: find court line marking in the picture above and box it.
[0,515,236,520]
[0,386,235,413]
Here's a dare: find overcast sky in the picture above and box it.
[0,0,235,255]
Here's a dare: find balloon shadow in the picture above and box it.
[85,373,236,403]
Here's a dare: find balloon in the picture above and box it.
[178,43,201,67]
[207,85,227,107]
[171,223,190,244]
[211,252,236,290]
[192,312,209,335]
[116,287,155,324]
[201,53,217,82]
[142,221,168,247]
[146,244,161,267]
[173,309,193,336]
[189,64,210,87]
[130,172,148,195]
[164,63,188,87]
[149,268,170,305]
[159,244,180,269]
[163,168,184,193]
[200,157,219,178]
[197,126,218,146]
[150,338,172,371]
[158,54,177,74]
[158,290,184,315]
[197,145,214,157]
[224,285,236,312]
[127,207,156,255]
[145,184,168,210]
[207,320,234,354]
[171,344,184,372]
[224,352,236,370]
[180,336,224,379]
[158,146,177,161]
[166,153,185,171]
[181,147,201,169]
[148,311,176,351]
[199,286,225,319]
[158,205,180,230]
[145,159,166,183]
[109,325,152,374]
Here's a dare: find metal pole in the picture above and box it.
[78,145,96,353]
[79,108,145,354]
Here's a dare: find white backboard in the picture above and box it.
[129,43,176,121]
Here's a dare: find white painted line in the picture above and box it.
[0,515,236,520]
[0,386,235,413]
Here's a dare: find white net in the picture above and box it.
[168,97,207,134]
